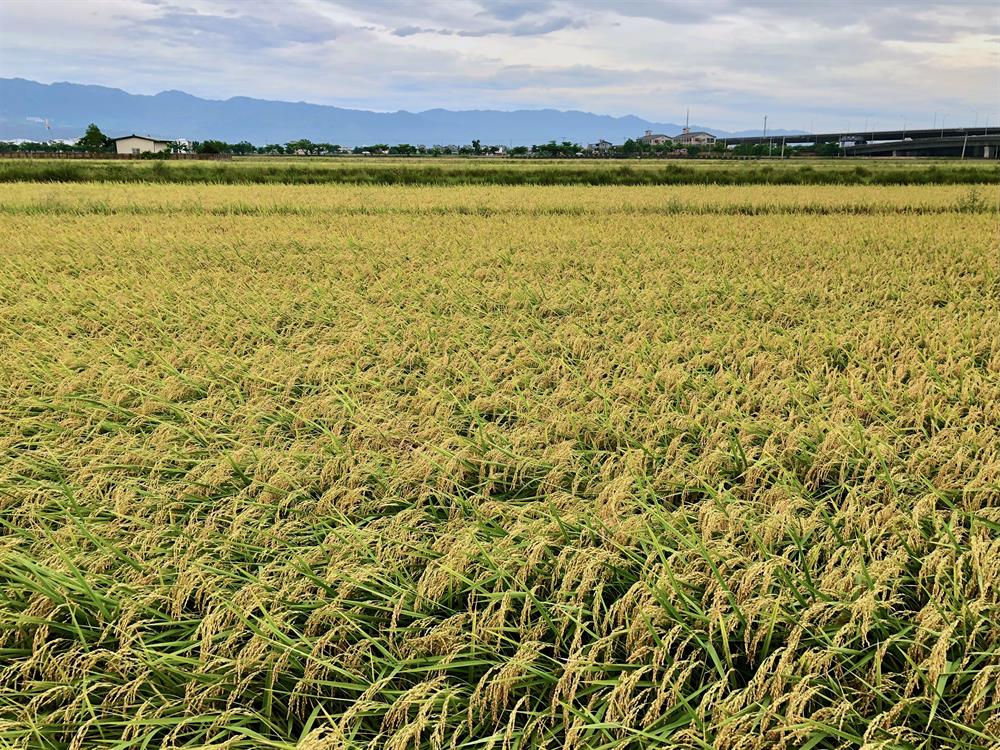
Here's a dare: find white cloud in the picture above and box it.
[0,0,996,130]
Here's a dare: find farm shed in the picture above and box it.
[111,134,171,155]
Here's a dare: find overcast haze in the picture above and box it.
[1,0,998,131]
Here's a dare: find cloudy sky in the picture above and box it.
[1,0,998,130]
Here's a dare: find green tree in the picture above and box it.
[621,138,640,156]
[196,140,229,155]
[77,123,110,151]
[230,141,256,155]
[815,142,841,157]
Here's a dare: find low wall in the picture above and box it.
[0,152,232,160]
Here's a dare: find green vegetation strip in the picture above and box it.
[2,159,998,185]
[1,199,996,216]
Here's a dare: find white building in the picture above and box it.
[674,130,716,146]
[110,134,171,155]
[639,130,671,146]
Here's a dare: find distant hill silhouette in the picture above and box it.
[0,78,800,146]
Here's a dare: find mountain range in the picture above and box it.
[0,78,797,146]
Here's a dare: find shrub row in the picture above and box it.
[2,160,997,185]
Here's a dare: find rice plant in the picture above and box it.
[0,180,997,749]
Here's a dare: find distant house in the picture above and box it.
[674,130,716,146]
[588,139,614,152]
[639,130,671,146]
[110,134,171,155]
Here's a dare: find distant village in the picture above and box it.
[5,115,996,160]
[96,127,718,156]
[0,123,851,158]
[0,124,748,159]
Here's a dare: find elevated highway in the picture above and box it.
[722,127,997,147]
[845,134,1000,158]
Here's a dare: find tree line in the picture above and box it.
[0,123,847,158]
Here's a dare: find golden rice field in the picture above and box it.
[1,180,999,749]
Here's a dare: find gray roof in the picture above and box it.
[109,134,172,144]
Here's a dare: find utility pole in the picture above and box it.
[941,114,946,137]
[961,132,968,160]
[762,115,767,159]
[780,136,785,159]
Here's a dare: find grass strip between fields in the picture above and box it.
[0,198,996,217]
[1,160,998,185]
